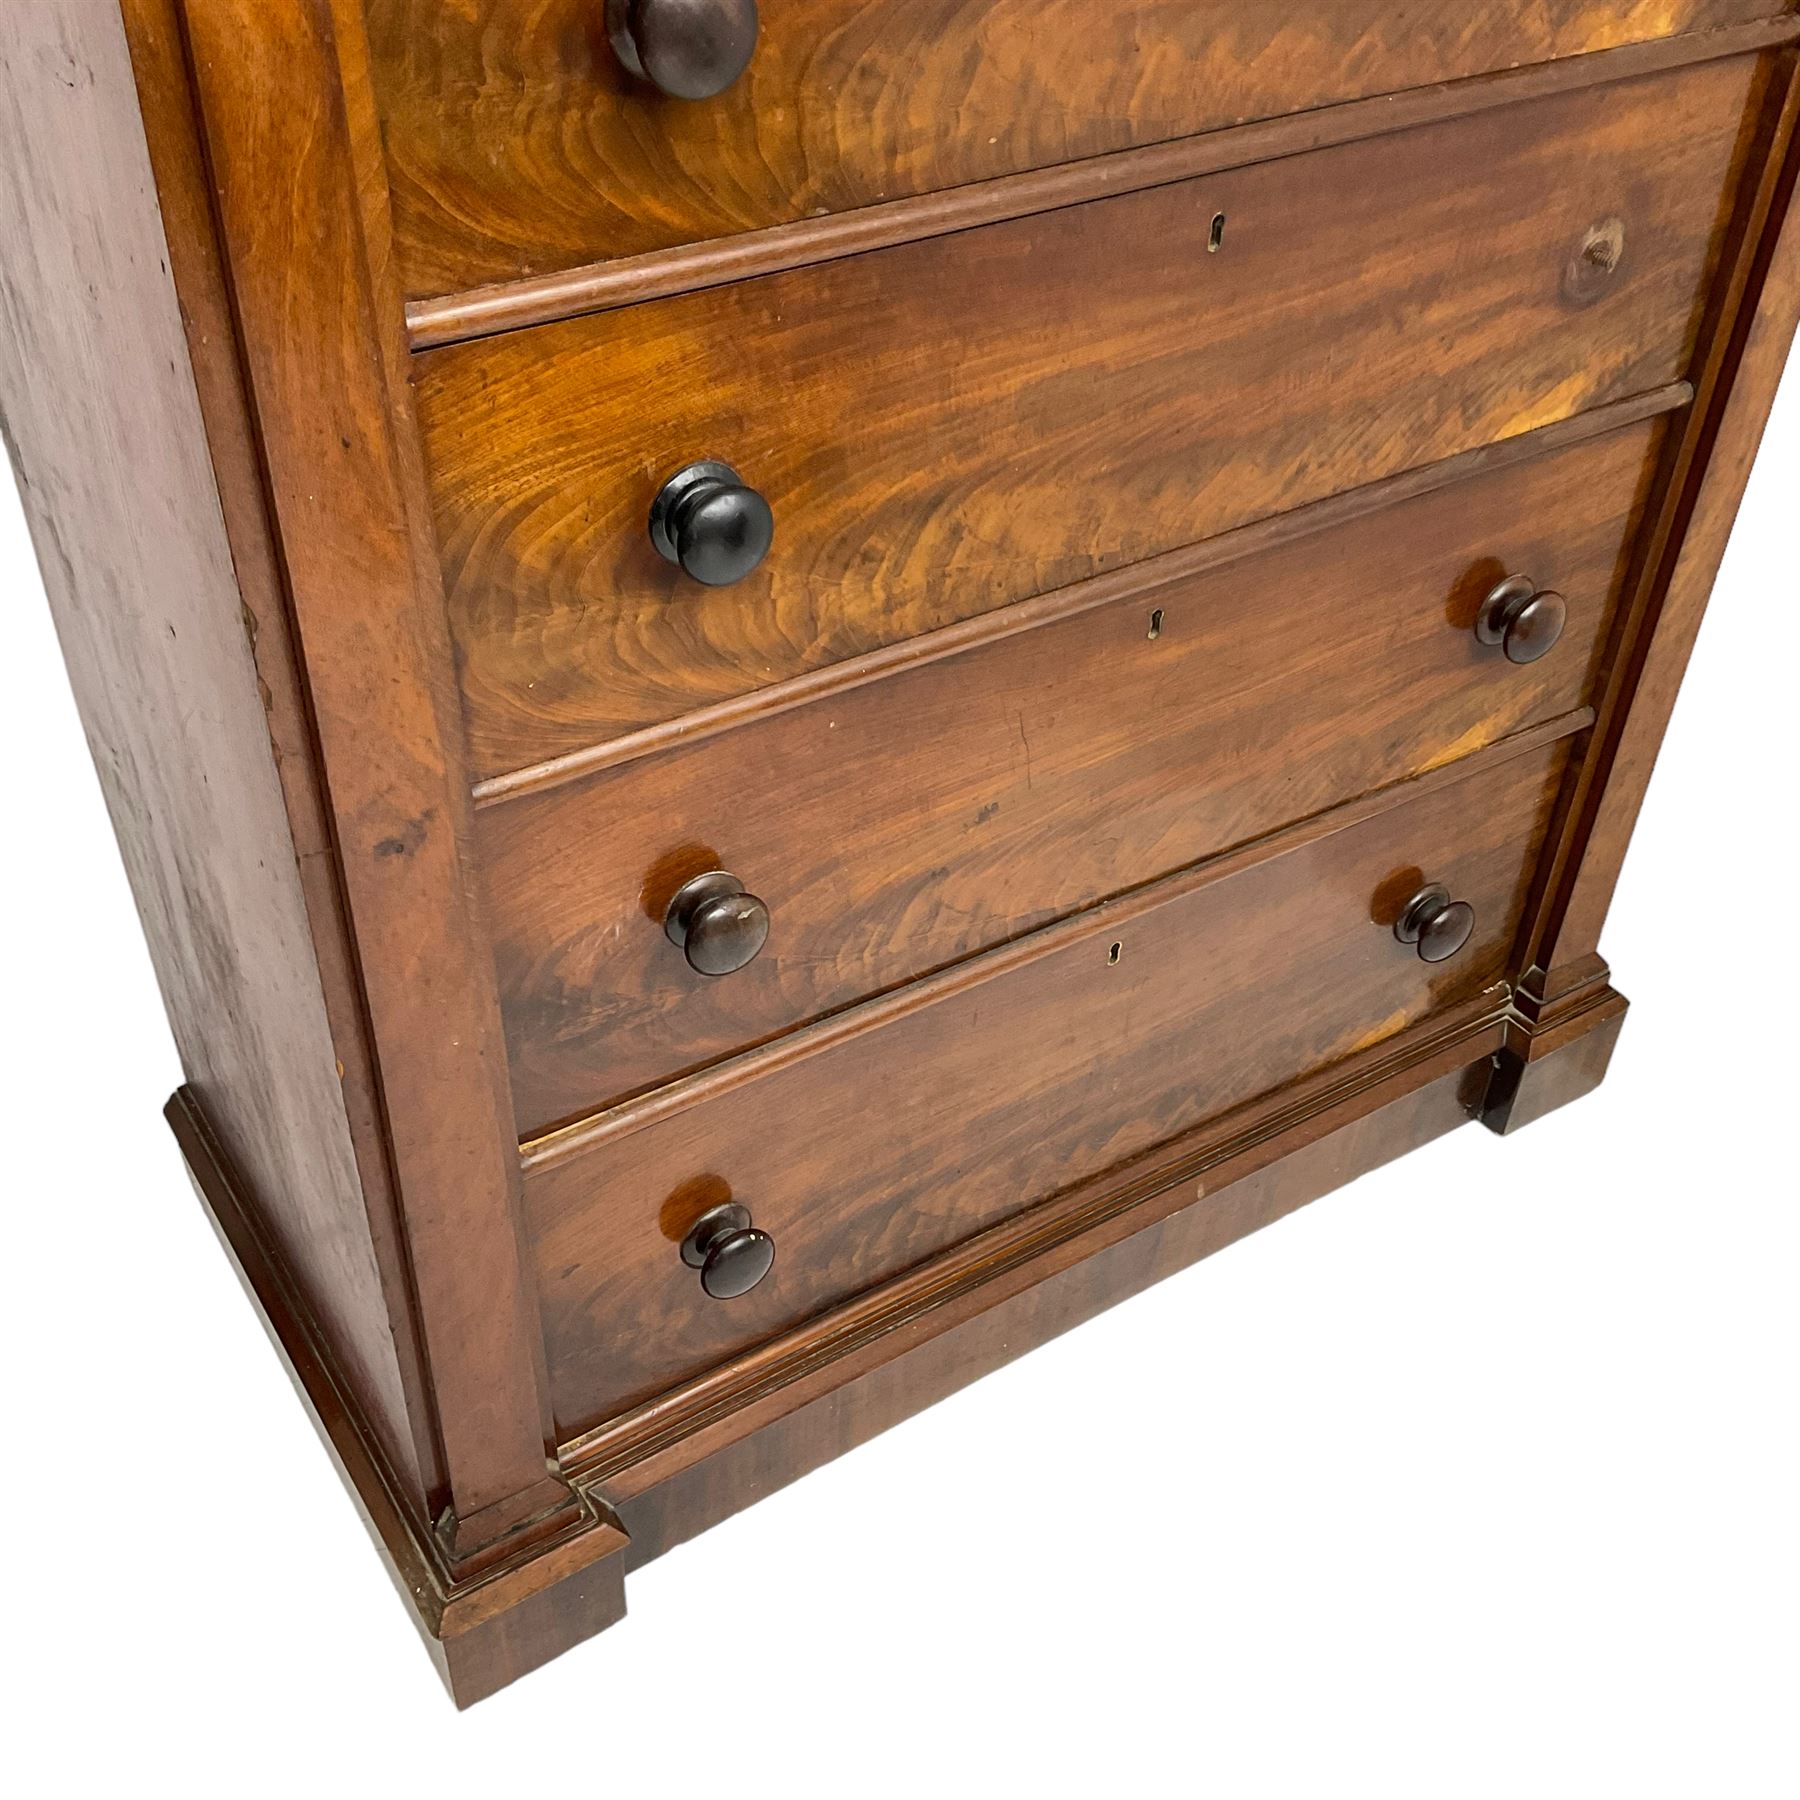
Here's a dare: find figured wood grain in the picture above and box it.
[418,56,1760,776]
[527,739,1570,1434]
[4,0,1794,1716]
[483,423,1664,1135]
[472,387,1688,804]
[366,0,1778,296]
[523,710,1590,1170]
[406,17,1800,349]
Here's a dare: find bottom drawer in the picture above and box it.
[528,733,1574,1435]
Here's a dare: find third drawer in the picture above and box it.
[481,418,1664,1136]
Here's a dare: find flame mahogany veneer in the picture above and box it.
[3,0,1796,1705]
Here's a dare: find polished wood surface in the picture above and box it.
[527,737,1571,1433]
[366,0,1774,294]
[404,20,1800,350]
[7,0,1795,1707]
[467,389,1686,806]
[482,422,1664,1134]
[419,56,1758,776]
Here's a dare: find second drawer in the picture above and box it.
[481,420,1661,1135]
[418,53,1752,773]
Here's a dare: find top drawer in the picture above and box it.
[363,0,1774,297]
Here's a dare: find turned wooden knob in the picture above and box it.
[664,869,770,975]
[681,1202,775,1299]
[1394,883,1476,964]
[606,0,759,100]
[1477,574,1567,665]
[649,459,774,586]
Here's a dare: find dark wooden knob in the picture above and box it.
[1476,574,1568,665]
[649,459,773,587]
[664,869,769,975]
[606,0,759,100]
[681,1202,775,1299]
[1394,883,1477,964]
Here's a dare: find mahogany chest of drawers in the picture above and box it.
[3,0,1796,1705]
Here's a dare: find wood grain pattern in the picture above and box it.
[469,386,1687,804]
[418,56,1760,776]
[8,0,1794,1709]
[528,738,1570,1435]
[521,710,1589,1172]
[365,0,1778,296]
[483,422,1664,1135]
[167,1005,1500,1694]
[403,19,1800,351]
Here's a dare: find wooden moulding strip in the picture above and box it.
[520,706,1591,1174]
[559,1002,1509,1481]
[473,383,1688,810]
[406,15,1800,350]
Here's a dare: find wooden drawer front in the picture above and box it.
[527,735,1570,1433]
[484,423,1660,1136]
[366,0,1771,296]
[419,57,1756,779]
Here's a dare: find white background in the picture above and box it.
[2,358,1793,1791]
